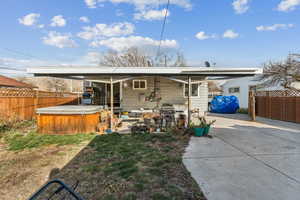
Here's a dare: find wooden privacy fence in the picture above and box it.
[252,90,300,123]
[0,88,80,121]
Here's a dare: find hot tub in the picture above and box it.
[36,105,109,134]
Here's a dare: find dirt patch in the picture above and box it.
[0,142,88,200]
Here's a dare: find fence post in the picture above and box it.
[249,91,256,121]
[267,91,271,119]
[296,97,300,123]
[248,91,251,117]
[34,90,39,119]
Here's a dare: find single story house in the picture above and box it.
[27,66,261,125]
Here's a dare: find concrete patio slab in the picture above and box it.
[254,154,300,181]
[184,156,300,200]
[184,114,300,200]
[183,137,244,158]
[214,126,300,155]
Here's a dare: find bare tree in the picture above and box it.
[207,81,222,93]
[100,47,152,67]
[15,76,36,88]
[99,47,187,67]
[257,54,300,91]
[45,78,68,92]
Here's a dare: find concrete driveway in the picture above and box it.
[183,114,300,200]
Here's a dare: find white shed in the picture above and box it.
[221,76,284,109]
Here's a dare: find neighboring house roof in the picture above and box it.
[220,76,285,91]
[0,75,35,88]
[27,66,262,77]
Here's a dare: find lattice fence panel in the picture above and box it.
[0,88,78,98]
[256,90,300,97]
[0,88,35,97]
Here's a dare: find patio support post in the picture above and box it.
[188,76,191,127]
[110,76,114,130]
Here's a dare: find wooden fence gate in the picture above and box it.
[249,90,300,123]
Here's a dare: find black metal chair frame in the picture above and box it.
[28,179,84,200]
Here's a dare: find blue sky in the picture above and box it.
[1,0,300,75]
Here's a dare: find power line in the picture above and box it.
[0,64,26,71]
[0,73,25,77]
[1,47,62,66]
[156,0,171,59]
[1,48,40,60]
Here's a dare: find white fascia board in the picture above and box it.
[27,66,262,76]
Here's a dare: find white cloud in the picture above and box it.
[90,36,178,51]
[223,29,239,39]
[79,16,90,23]
[195,31,217,40]
[85,0,99,8]
[84,52,102,63]
[42,31,77,48]
[232,0,250,14]
[84,0,192,11]
[50,15,67,27]
[256,24,294,31]
[134,9,170,20]
[18,13,41,26]
[277,0,300,11]
[78,22,135,40]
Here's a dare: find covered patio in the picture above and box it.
[27,66,262,134]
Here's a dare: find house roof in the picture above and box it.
[0,75,35,88]
[27,66,262,77]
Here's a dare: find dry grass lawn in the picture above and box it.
[0,121,205,200]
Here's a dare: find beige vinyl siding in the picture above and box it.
[122,77,156,111]
[121,77,208,114]
[191,82,208,114]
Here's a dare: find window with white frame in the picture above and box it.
[228,87,240,93]
[184,83,199,97]
[133,80,147,90]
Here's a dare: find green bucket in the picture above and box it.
[203,125,211,135]
[193,128,205,137]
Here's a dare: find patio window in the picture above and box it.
[184,84,199,97]
[229,87,240,93]
[133,80,147,90]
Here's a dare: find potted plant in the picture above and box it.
[190,117,216,137]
